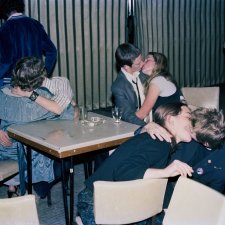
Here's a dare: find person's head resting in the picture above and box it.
[191,107,225,149]
[0,0,25,20]
[115,43,143,74]
[154,102,192,144]
[11,57,47,91]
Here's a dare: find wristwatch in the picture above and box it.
[29,91,39,101]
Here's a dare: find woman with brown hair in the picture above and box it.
[136,52,183,122]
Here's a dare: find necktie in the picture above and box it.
[132,78,141,109]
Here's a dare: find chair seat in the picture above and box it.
[0,194,40,225]
[181,87,220,110]
[0,160,19,181]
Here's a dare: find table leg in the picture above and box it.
[69,157,74,225]
[27,146,32,194]
[61,159,70,225]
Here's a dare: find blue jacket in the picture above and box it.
[169,140,225,193]
[111,71,148,126]
[0,15,57,79]
[192,143,225,192]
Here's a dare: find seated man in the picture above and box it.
[76,102,225,225]
[0,57,78,197]
[111,43,148,126]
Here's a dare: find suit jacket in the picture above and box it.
[111,71,148,126]
[163,140,225,209]
[170,140,225,192]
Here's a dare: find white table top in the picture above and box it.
[7,113,139,158]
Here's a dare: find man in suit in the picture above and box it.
[111,43,148,126]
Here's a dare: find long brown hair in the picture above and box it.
[154,102,188,149]
[144,52,175,95]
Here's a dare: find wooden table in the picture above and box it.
[7,113,139,225]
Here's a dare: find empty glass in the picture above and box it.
[112,107,122,123]
[79,106,88,121]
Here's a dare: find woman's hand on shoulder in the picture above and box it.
[143,122,172,142]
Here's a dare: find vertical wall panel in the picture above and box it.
[134,0,225,87]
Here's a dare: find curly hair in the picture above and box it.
[192,107,225,149]
[0,0,25,19]
[11,57,46,91]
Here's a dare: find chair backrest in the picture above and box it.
[181,87,220,110]
[94,178,168,224]
[163,177,225,225]
[0,194,39,225]
[0,160,19,182]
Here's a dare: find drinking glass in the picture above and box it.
[79,106,88,121]
[112,107,122,123]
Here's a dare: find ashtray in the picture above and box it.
[81,117,106,127]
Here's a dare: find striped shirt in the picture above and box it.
[43,77,74,110]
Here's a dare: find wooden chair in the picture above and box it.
[163,177,225,225]
[0,194,40,225]
[0,160,19,184]
[94,178,168,224]
[181,86,220,110]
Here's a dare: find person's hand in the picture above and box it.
[0,129,13,147]
[11,87,32,97]
[164,160,193,178]
[143,122,172,142]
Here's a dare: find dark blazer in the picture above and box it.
[163,141,225,209]
[111,71,148,126]
[169,140,225,192]
[85,132,172,190]
[192,143,225,192]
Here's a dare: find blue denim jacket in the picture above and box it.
[0,86,74,194]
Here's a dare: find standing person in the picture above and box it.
[0,0,57,86]
[135,52,183,121]
[111,43,147,126]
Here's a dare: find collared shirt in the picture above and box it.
[8,13,23,20]
[42,77,74,110]
[121,68,145,108]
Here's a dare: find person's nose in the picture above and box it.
[140,60,144,69]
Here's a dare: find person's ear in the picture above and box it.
[123,65,131,72]
[166,115,174,126]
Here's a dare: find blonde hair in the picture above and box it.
[192,107,225,149]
